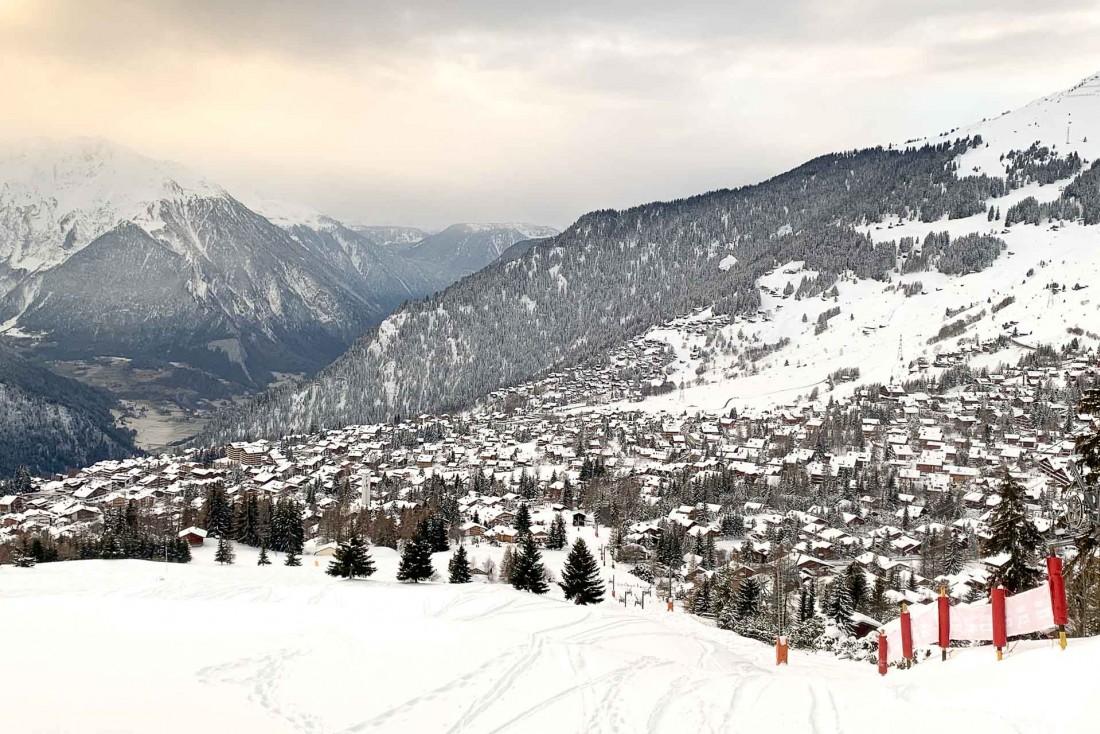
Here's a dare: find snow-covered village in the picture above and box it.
[6,327,1100,631]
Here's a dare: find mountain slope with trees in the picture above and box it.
[0,343,136,476]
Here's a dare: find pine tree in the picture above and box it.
[827,579,855,635]
[326,535,376,579]
[511,533,549,594]
[732,576,763,621]
[284,549,301,567]
[12,545,36,567]
[514,503,532,538]
[985,471,1042,593]
[429,516,450,553]
[844,562,867,611]
[215,536,235,565]
[1076,389,1100,474]
[448,545,472,583]
[546,514,568,550]
[944,532,963,575]
[559,538,604,604]
[257,543,271,566]
[397,539,434,583]
[701,534,716,570]
[285,501,305,558]
[691,574,713,615]
[10,465,33,494]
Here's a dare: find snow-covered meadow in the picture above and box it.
[3,540,1096,733]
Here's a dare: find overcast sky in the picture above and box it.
[3,1,1100,230]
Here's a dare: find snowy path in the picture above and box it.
[2,548,1095,733]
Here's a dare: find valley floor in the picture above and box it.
[2,543,1094,734]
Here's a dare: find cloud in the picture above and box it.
[2,1,1100,228]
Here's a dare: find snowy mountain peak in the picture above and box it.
[910,70,1100,177]
[0,138,225,272]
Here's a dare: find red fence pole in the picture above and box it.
[775,636,789,666]
[937,587,950,662]
[991,585,1007,661]
[900,602,914,668]
[1047,556,1068,650]
[877,630,888,676]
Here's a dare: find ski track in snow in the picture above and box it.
[2,543,1098,733]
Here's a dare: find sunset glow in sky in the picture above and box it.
[4,0,1100,228]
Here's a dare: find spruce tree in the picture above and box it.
[559,538,604,604]
[397,539,434,583]
[546,514,567,551]
[827,580,855,635]
[257,543,271,566]
[215,536,235,565]
[327,535,376,579]
[284,549,301,567]
[985,471,1042,593]
[429,516,450,553]
[285,501,305,558]
[514,503,532,538]
[733,576,763,621]
[511,533,549,594]
[448,545,472,583]
[944,532,963,575]
[12,545,36,567]
[1076,389,1100,474]
[844,562,867,611]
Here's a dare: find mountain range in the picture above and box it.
[198,72,1100,444]
[0,140,557,387]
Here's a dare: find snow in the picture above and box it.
[906,72,1100,176]
[0,137,225,272]
[3,539,1098,733]
[593,73,1100,418]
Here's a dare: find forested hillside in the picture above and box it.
[0,345,136,476]
[201,136,1055,442]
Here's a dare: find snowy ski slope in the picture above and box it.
[2,540,1096,733]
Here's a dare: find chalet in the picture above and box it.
[0,495,25,514]
[313,542,339,557]
[178,527,208,546]
[460,521,485,538]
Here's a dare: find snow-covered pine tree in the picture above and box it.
[448,545,472,583]
[944,531,963,575]
[514,503,532,538]
[326,534,376,579]
[827,579,855,635]
[546,514,567,550]
[429,516,450,553]
[985,471,1042,593]
[844,562,867,611]
[702,534,716,570]
[284,549,301,567]
[215,536,235,565]
[285,501,305,558]
[511,533,549,594]
[732,576,763,621]
[12,545,36,567]
[396,539,434,583]
[559,538,604,604]
[257,543,271,566]
[691,573,713,615]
